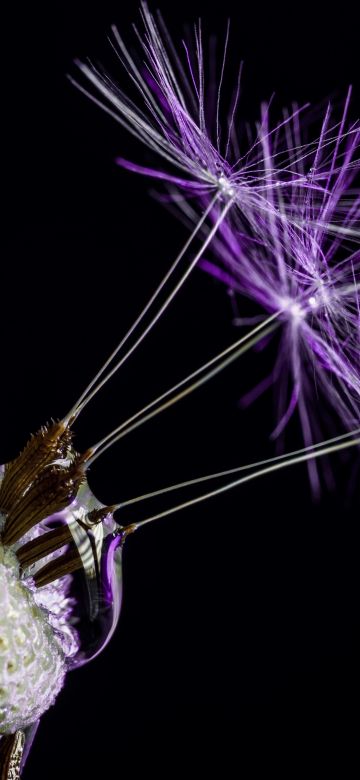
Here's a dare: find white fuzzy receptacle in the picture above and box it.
[0,544,66,734]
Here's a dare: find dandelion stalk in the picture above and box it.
[87,311,280,464]
[117,430,360,531]
[67,191,221,422]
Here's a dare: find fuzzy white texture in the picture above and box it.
[0,543,66,734]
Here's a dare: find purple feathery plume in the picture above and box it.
[193,97,360,492]
[71,2,338,234]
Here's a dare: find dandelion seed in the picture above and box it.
[70,2,338,240]
[69,3,360,478]
[195,95,360,490]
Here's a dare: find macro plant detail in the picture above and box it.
[73,3,360,470]
[1,3,359,777]
[193,100,360,490]
[201,96,360,416]
[0,418,126,777]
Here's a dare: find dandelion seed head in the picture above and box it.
[0,544,66,734]
[0,420,125,742]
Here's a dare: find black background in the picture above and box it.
[2,1,360,775]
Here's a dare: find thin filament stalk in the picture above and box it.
[87,313,280,464]
[116,428,360,509]
[124,432,360,530]
[66,193,221,423]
